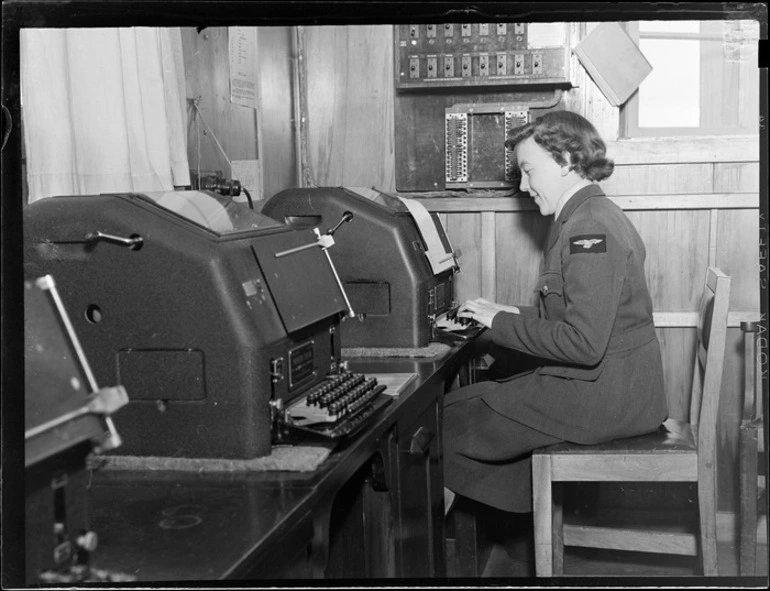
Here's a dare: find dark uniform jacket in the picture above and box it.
[477,184,668,443]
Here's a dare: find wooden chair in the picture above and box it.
[532,267,731,577]
[739,320,766,575]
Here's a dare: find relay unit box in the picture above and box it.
[395,22,571,89]
[445,104,529,189]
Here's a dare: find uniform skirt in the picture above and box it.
[443,381,564,513]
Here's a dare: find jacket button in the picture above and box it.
[543,285,549,293]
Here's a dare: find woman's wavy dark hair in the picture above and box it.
[505,110,614,182]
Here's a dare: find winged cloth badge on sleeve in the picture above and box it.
[569,234,607,254]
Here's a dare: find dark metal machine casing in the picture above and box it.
[262,187,457,348]
[24,276,128,584]
[24,191,348,459]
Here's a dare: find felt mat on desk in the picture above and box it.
[342,342,451,358]
[87,445,332,473]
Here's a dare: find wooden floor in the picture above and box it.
[448,506,768,583]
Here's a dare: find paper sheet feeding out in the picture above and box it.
[394,196,457,275]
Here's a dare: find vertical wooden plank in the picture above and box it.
[718,327,746,514]
[532,454,553,577]
[656,327,697,420]
[445,213,481,305]
[256,26,298,200]
[304,25,395,191]
[717,208,761,311]
[481,212,496,301]
[738,37,760,131]
[552,484,564,575]
[709,209,719,268]
[625,210,711,311]
[714,208,761,513]
[494,211,549,307]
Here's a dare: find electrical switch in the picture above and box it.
[532,53,542,75]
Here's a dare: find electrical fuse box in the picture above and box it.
[395,22,571,89]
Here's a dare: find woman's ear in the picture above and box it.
[561,151,573,176]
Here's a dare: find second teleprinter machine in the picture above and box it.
[262,187,462,349]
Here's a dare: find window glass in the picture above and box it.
[622,19,759,137]
[638,38,700,128]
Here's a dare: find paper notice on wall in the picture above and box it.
[395,196,456,275]
[229,27,257,109]
[527,23,566,48]
[231,159,262,201]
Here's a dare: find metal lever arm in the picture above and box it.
[86,231,143,249]
[25,385,129,440]
[326,210,354,236]
[315,228,356,318]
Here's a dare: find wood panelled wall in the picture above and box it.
[181,26,296,201]
[303,26,396,192]
[297,24,761,513]
[181,24,761,513]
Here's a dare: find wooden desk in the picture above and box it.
[88,338,474,581]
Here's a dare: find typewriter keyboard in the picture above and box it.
[285,371,388,431]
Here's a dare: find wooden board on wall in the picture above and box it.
[714,162,761,193]
[304,25,396,191]
[494,212,550,307]
[717,208,761,311]
[256,27,298,201]
[625,210,712,310]
[655,327,697,421]
[603,164,714,196]
[444,213,483,304]
[182,27,259,178]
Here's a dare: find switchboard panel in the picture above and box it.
[445,104,529,189]
[395,22,571,89]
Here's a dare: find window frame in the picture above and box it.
[620,20,760,139]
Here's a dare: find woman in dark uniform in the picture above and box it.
[444,110,668,513]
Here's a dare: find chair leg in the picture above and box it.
[698,472,719,576]
[448,499,481,577]
[532,454,553,576]
[739,428,759,575]
[552,483,564,575]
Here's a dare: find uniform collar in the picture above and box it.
[555,183,605,224]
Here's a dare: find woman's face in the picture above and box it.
[515,137,571,216]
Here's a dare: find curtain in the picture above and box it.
[21,28,190,203]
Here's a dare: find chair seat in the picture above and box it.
[532,269,730,577]
[535,420,696,456]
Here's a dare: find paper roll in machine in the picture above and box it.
[23,191,392,459]
[262,187,461,348]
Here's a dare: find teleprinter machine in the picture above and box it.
[23,190,392,459]
[262,187,461,348]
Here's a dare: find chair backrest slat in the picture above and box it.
[742,321,762,422]
[690,268,731,463]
